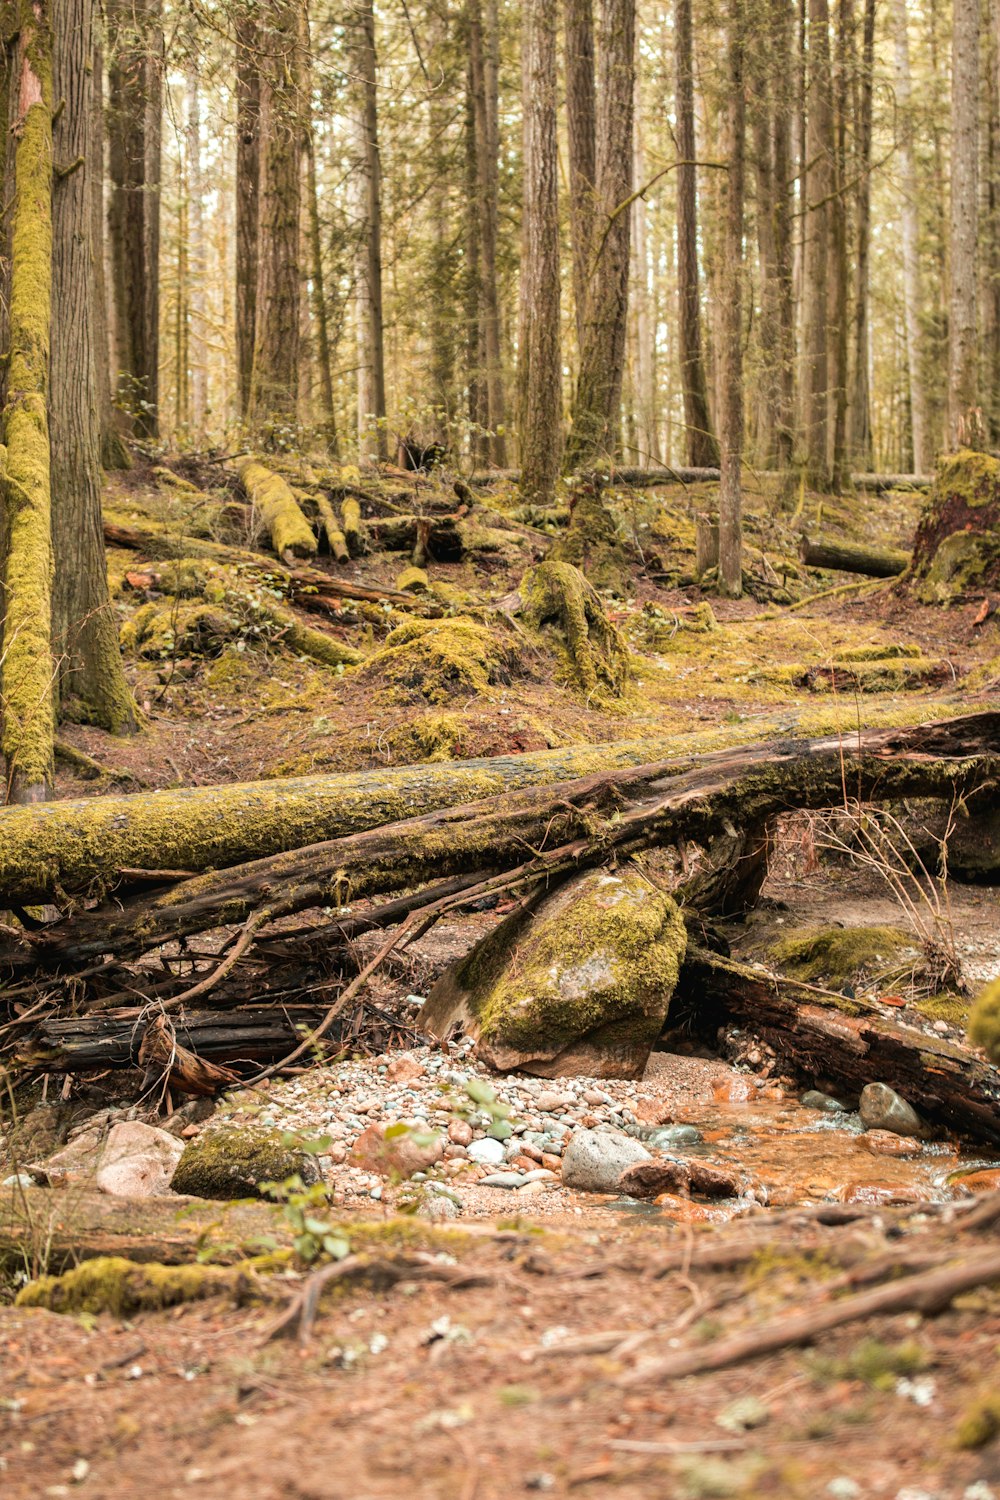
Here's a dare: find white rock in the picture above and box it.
[560,1128,650,1193]
[96,1121,184,1198]
[468,1137,505,1165]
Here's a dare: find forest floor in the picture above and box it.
[3,464,1000,1497]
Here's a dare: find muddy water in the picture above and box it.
[607,1088,1000,1224]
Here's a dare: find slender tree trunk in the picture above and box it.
[825,0,850,490]
[467,0,506,465]
[88,31,130,470]
[892,0,928,472]
[630,100,660,464]
[234,7,260,422]
[303,9,337,453]
[565,0,636,468]
[750,0,794,471]
[984,0,1000,446]
[948,0,980,447]
[350,0,387,460]
[248,0,303,434]
[1,0,55,802]
[801,0,833,486]
[463,62,486,460]
[517,0,562,503]
[718,0,746,597]
[185,62,207,434]
[849,0,875,468]
[50,0,136,734]
[564,0,596,354]
[106,0,162,439]
[674,0,718,468]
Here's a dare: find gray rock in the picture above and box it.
[480,1171,526,1189]
[95,1121,184,1198]
[170,1124,321,1200]
[646,1124,704,1148]
[801,1090,850,1113]
[561,1128,651,1193]
[859,1083,925,1138]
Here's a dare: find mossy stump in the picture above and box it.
[909,451,1000,603]
[421,863,687,1078]
[517,561,630,702]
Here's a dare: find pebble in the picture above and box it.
[801,1090,850,1112]
[859,1083,925,1138]
[447,1120,473,1146]
[859,1130,921,1159]
[646,1124,703,1148]
[468,1137,505,1166]
[479,1172,526,1189]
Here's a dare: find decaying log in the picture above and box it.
[364,514,465,561]
[235,457,317,560]
[14,713,1000,971]
[468,468,933,492]
[28,1005,332,1072]
[677,948,1000,1143]
[0,737,681,904]
[799,535,909,578]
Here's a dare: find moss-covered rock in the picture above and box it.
[517,561,630,701]
[909,450,1000,603]
[16,1256,252,1317]
[968,978,1000,1064]
[357,616,517,704]
[750,924,919,990]
[170,1125,321,1200]
[421,864,687,1078]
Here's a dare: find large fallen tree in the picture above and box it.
[3,712,999,1137]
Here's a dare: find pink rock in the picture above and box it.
[348,1122,443,1179]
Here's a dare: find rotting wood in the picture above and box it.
[799,534,909,577]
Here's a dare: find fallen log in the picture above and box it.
[236,457,317,560]
[0,736,682,904]
[15,713,1000,972]
[365,513,465,561]
[799,535,909,578]
[468,469,934,492]
[676,948,1000,1144]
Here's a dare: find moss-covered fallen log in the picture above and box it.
[0,737,683,903]
[799,535,909,578]
[236,457,317,560]
[677,948,1000,1145]
[16,712,1000,970]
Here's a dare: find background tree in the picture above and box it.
[674,0,718,468]
[948,0,980,447]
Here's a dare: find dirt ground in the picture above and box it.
[4,469,1000,1498]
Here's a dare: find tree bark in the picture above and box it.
[234,5,260,422]
[88,31,130,470]
[106,0,162,439]
[801,0,833,487]
[185,61,207,435]
[517,0,563,504]
[948,0,980,448]
[1,0,55,803]
[849,0,875,469]
[350,0,387,460]
[674,0,718,468]
[50,0,137,734]
[305,119,337,453]
[248,0,303,434]
[565,0,635,468]
[717,0,746,598]
[892,0,928,473]
[467,0,506,465]
[564,0,596,354]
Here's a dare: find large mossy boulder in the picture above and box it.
[170,1125,321,1200]
[421,864,687,1078]
[909,450,1000,603]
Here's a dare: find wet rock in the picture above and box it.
[952,1167,1000,1194]
[561,1128,650,1193]
[713,1076,759,1104]
[95,1122,184,1198]
[646,1124,703,1148]
[171,1125,321,1199]
[467,1136,505,1166]
[619,1158,690,1199]
[349,1122,443,1179]
[687,1161,741,1198]
[651,1192,725,1224]
[858,1129,922,1159]
[859,1083,925,1138]
[420,864,687,1078]
[801,1090,850,1112]
[831,1181,921,1206]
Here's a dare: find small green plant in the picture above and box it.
[261,1174,351,1264]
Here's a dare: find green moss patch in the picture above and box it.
[170,1126,322,1201]
[357,616,517,704]
[752,924,918,989]
[518,561,630,702]
[16,1257,252,1317]
[968,978,1000,1063]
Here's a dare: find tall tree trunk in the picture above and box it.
[750,0,794,471]
[564,0,596,354]
[234,6,260,422]
[106,0,162,440]
[248,0,303,434]
[825,0,850,490]
[674,0,718,468]
[517,0,562,503]
[849,0,875,468]
[801,0,833,487]
[1,0,55,802]
[892,0,928,471]
[565,0,636,468]
[303,9,337,453]
[718,0,746,597]
[463,60,486,461]
[88,31,130,470]
[984,0,1000,446]
[630,100,660,464]
[50,0,136,735]
[467,0,506,465]
[948,0,980,447]
[185,62,207,434]
[350,0,387,461]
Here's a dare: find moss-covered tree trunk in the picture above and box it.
[1,0,55,803]
[50,0,136,733]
